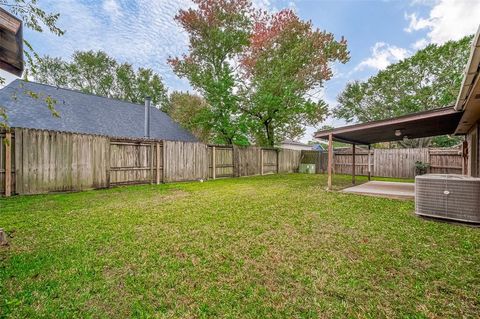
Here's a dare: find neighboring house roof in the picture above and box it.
[0,79,198,142]
[281,139,310,147]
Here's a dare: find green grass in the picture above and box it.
[1,174,479,318]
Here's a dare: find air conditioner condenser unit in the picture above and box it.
[415,174,480,223]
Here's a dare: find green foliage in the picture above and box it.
[169,0,253,145]
[240,10,349,146]
[414,160,430,175]
[334,36,472,148]
[164,91,211,143]
[430,135,463,148]
[335,36,473,123]
[1,0,63,35]
[30,51,169,108]
[170,1,347,146]
[0,1,63,128]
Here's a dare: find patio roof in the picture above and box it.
[314,107,463,145]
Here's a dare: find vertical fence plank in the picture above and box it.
[4,132,11,197]
[352,144,356,185]
[328,133,333,190]
[156,142,161,184]
[212,146,216,179]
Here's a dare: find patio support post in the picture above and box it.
[327,133,333,190]
[352,143,356,185]
[368,145,372,181]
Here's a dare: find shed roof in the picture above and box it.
[0,80,198,142]
[314,107,463,145]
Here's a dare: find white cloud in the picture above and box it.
[404,12,431,33]
[405,0,480,44]
[25,0,281,92]
[103,0,123,18]
[412,38,428,50]
[355,42,409,71]
[27,0,194,91]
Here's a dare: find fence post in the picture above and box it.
[212,146,216,179]
[276,149,279,174]
[4,132,12,197]
[150,142,154,184]
[162,141,167,183]
[260,148,264,175]
[352,144,356,184]
[233,145,239,177]
[327,133,333,190]
[368,145,371,181]
[156,142,161,184]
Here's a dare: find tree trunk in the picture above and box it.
[264,122,275,147]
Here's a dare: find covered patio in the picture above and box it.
[315,106,464,191]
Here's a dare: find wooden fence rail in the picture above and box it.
[1,128,465,197]
[300,147,463,179]
[1,128,305,196]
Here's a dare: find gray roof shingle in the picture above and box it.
[0,79,198,142]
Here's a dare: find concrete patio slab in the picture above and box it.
[342,181,414,200]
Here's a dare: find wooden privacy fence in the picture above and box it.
[1,128,303,196]
[1,128,465,197]
[208,145,300,179]
[428,148,463,174]
[301,147,463,179]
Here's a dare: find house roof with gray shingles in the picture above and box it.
[0,79,198,142]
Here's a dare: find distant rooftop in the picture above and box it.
[281,139,310,146]
[0,80,198,142]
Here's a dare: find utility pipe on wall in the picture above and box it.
[144,97,152,138]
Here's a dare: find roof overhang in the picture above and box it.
[455,25,480,134]
[315,107,463,145]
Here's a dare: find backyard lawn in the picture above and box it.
[0,174,479,318]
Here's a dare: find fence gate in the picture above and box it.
[108,139,163,186]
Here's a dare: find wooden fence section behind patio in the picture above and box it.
[373,148,430,178]
[334,148,372,176]
[429,148,463,174]
[301,147,463,178]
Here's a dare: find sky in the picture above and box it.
[1,0,480,142]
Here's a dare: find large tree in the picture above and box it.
[163,91,211,143]
[168,0,252,145]
[31,51,169,108]
[240,9,349,146]
[1,0,64,129]
[335,36,472,122]
[334,36,472,147]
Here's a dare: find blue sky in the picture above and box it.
[1,0,479,142]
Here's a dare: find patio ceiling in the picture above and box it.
[314,107,463,145]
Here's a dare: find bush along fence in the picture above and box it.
[1,128,464,197]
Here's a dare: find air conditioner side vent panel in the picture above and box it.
[415,174,480,223]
